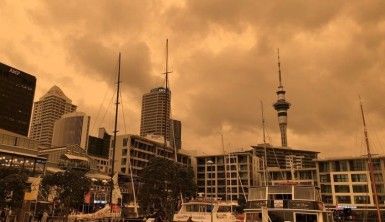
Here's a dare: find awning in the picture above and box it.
[46,166,65,173]
[0,149,47,160]
[63,153,89,162]
[86,172,111,180]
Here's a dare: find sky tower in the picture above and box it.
[273,49,291,147]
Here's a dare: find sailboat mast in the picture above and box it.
[110,53,121,207]
[164,39,169,149]
[221,133,228,201]
[261,101,269,186]
[359,98,381,222]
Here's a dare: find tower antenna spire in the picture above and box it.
[273,49,291,147]
[277,48,282,87]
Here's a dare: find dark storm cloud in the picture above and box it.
[166,0,346,40]
[4,0,384,155]
[31,0,156,35]
[175,45,276,136]
[166,0,385,153]
[65,35,158,94]
[30,0,162,94]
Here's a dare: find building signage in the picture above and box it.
[288,200,316,210]
[274,200,284,208]
[9,68,21,75]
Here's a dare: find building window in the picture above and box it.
[321,195,333,204]
[336,196,351,204]
[320,174,331,183]
[354,196,369,204]
[121,167,126,173]
[217,157,224,164]
[376,184,385,193]
[377,195,385,204]
[352,185,368,193]
[373,159,381,171]
[333,174,349,182]
[121,158,127,165]
[349,160,366,171]
[332,161,348,172]
[123,138,128,147]
[207,166,215,171]
[321,185,332,193]
[351,174,367,182]
[335,185,350,193]
[374,173,384,182]
[208,173,215,179]
[122,149,128,156]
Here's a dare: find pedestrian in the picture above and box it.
[5,208,11,222]
[27,211,33,222]
[0,210,5,222]
[41,211,48,222]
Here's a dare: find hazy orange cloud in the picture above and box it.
[1,0,385,157]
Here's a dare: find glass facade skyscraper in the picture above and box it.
[0,62,36,136]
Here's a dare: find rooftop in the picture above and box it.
[40,85,72,103]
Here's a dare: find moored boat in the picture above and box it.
[173,199,243,222]
[244,184,334,222]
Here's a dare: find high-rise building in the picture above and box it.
[140,87,171,142]
[29,85,77,147]
[51,112,90,149]
[0,62,36,136]
[273,50,291,147]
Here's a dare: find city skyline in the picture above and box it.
[1,1,385,157]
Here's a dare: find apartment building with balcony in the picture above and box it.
[316,156,385,219]
[196,151,258,201]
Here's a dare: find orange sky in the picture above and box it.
[1,0,385,157]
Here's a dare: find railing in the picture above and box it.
[246,199,324,211]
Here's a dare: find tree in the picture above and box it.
[138,157,197,220]
[41,169,91,213]
[0,166,29,209]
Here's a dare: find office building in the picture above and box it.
[87,128,111,173]
[316,156,385,219]
[0,62,36,136]
[29,85,77,147]
[196,151,258,201]
[140,87,171,142]
[253,144,319,186]
[88,128,111,159]
[51,112,90,149]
